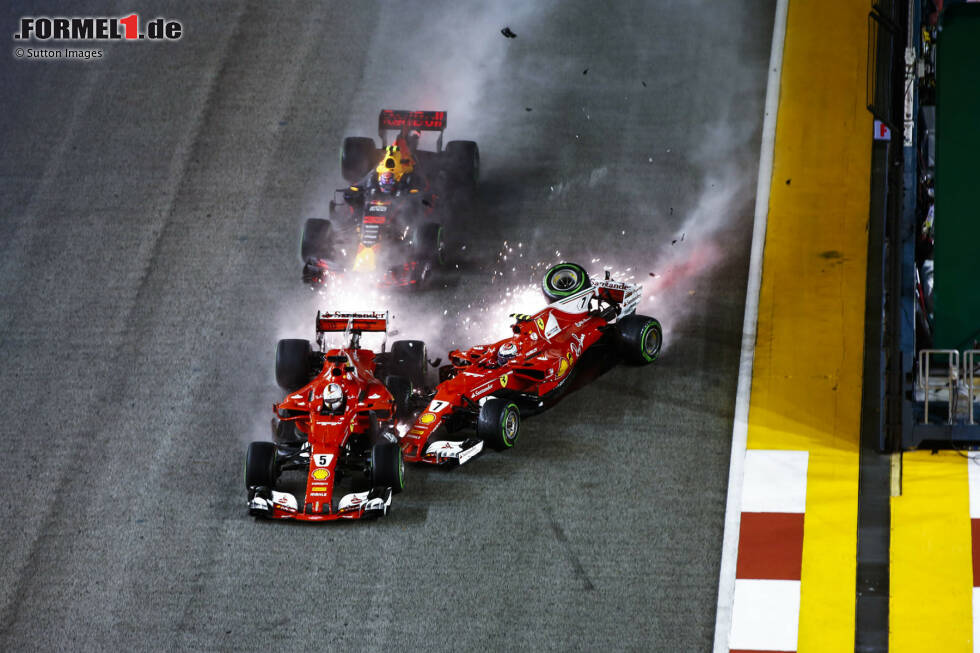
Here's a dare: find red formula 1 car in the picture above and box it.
[301,109,479,288]
[245,312,432,521]
[399,263,663,466]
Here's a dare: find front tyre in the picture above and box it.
[617,315,663,364]
[477,398,520,451]
[301,218,333,262]
[245,442,278,490]
[541,262,591,302]
[414,222,445,266]
[371,442,405,494]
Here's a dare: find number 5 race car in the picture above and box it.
[399,263,663,466]
[245,312,432,521]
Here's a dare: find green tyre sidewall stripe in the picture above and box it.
[640,320,662,362]
[544,264,586,298]
[500,403,519,447]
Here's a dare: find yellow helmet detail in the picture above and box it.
[375,144,414,180]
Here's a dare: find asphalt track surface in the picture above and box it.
[0,2,773,650]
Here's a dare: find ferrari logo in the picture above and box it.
[500,374,508,388]
[535,317,545,331]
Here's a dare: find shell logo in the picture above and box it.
[312,468,330,481]
[557,357,569,377]
[419,412,437,425]
[500,374,508,388]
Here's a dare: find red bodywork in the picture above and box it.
[265,315,396,521]
[400,281,637,464]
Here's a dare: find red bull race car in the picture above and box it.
[301,109,479,288]
[399,262,663,466]
[245,311,432,521]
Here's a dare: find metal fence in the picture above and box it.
[867,10,898,126]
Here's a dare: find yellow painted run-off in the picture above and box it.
[890,451,973,652]
[744,0,870,650]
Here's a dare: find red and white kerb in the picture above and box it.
[967,455,980,652]
[728,449,809,653]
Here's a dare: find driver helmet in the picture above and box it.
[322,383,344,412]
[497,341,518,366]
[378,171,397,193]
[377,145,414,179]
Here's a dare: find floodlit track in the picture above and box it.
[0,1,772,650]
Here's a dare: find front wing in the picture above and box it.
[248,487,392,522]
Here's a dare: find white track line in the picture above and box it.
[712,0,790,650]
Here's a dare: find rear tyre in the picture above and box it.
[371,442,405,494]
[301,218,332,262]
[617,315,663,364]
[341,136,377,184]
[542,262,591,302]
[390,340,428,389]
[274,419,304,446]
[276,339,313,391]
[445,140,480,189]
[384,375,412,419]
[245,442,278,490]
[477,399,520,451]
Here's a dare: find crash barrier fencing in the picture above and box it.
[918,349,958,424]
[916,349,980,425]
[968,350,980,425]
[867,8,899,126]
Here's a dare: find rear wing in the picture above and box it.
[316,311,388,334]
[378,109,447,150]
[593,279,642,318]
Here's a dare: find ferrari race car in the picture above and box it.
[245,311,433,521]
[301,109,479,288]
[399,262,663,466]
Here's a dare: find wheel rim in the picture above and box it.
[551,268,580,292]
[502,408,519,443]
[397,452,404,488]
[642,323,661,361]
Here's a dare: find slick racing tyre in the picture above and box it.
[300,218,332,262]
[617,315,663,364]
[341,136,377,184]
[414,222,445,266]
[275,339,313,392]
[390,340,428,389]
[541,262,592,302]
[384,375,412,419]
[245,441,278,490]
[445,140,479,189]
[477,399,520,451]
[371,442,405,494]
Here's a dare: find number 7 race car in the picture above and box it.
[245,312,432,521]
[398,262,663,466]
